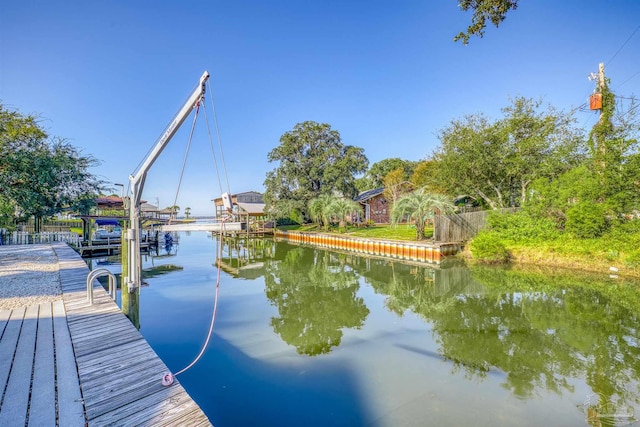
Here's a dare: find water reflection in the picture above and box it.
[217,237,640,415]
[463,267,640,413]
[263,248,369,355]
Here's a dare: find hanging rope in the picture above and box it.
[168,100,201,223]
[160,76,234,386]
[162,217,229,386]
[207,80,232,196]
[201,102,225,196]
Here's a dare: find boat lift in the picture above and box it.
[125,71,233,292]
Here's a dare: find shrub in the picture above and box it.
[488,210,559,242]
[624,250,640,269]
[469,232,510,264]
[565,202,608,238]
[568,203,607,237]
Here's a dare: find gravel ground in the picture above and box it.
[0,244,62,311]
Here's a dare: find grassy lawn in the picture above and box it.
[277,223,430,241]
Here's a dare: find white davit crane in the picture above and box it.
[126,71,210,292]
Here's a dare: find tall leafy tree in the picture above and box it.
[382,167,412,206]
[264,121,368,222]
[434,97,584,209]
[410,159,446,194]
[356,158,416,192]
[454,0,519,44]
[0,104,101,230]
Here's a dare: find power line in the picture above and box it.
[607,23,640,66]
[616,70,640,89]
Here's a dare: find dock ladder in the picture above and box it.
[86,268,117,304]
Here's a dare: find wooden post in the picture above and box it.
[597,62,605,122]
[120,220,140,329]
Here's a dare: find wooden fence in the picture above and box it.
[0,231,80,247]
[17,220,81,233]
[434,208,518,242]
[434,210,489,242]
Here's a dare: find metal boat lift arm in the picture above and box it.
[127,71,210,292]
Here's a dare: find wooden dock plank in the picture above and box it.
[68,319,134,342]
[0,309,10,338]
[80,347,157,383]
[0,307,26,410]
[28,302,56,426]
[51,243,211,426]
[76,339,149,368]
[0,305,38,426]
[89,380,187,426]
[53,300,86,427]
[81,358,165,397]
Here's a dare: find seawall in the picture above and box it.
[274,230,462,264]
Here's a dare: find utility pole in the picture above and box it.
[597,62,605,123]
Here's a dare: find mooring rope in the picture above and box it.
[162,216,228,386]
[161,77,234,386]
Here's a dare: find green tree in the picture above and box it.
[454,0,519,44]
[264,121,368,222]
[588,80,639,212]
[184,207,191,219]
[0,104,101,231]
[410,159,447,194]
[308,194,334,230]
[326,197,361,231]
[523,84,639,230]
[434,97,584,209]
[0,195,14,229]
[382,167,413,206]
[165,205,180,219]
[356,158,416,192]
[391,188,454,240]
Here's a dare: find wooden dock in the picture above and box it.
[0,301,85,426]
[0,243,212,426]
[160,222,243,232]
[78,239,155,257]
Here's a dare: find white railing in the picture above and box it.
[2,231,80,246]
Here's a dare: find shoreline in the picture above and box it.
[459,246,640,279]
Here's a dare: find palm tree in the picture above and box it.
[326,197,361,232]
[184,207,191,219]
[308,194,334,230]
[166,205,180,220]
[391,188,454,240]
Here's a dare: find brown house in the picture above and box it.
[354,188,389,224]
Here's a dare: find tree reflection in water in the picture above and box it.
[358,258,640,413]
[264,247,369,355]
[256,241,640,412]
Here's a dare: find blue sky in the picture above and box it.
[1,1,639,215]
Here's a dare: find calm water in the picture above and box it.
[93,231,640,426]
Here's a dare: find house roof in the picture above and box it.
[96,196,123,207]
[212,191,263,206]
[354,187,385,202]
[140,203,159,212]
[237,202,266,216]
